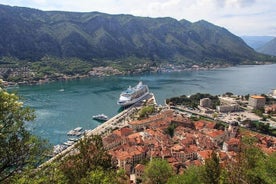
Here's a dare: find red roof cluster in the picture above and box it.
[102,109,275,181]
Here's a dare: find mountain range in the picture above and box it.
[0,4,272,65]
[256,38,276,56]
[241,36,274,50]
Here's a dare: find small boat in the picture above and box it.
[67,127,83,136]
[68,137,79,142]
[74,127,83,132]
[92,114,108,122]
[63,140,75,146]
[53,144,67,155]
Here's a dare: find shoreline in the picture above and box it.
[3,63,274,88]
[40,93,156,168]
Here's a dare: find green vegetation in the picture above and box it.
[138,105,156,119]
[1,4,275,69]
[170,137,276,184]
[12,135,127,184]
[0,81,49,183]
[241,119,274,135]
[167,166,203,184]
[166,93,220,109]
[214,121,226,130]
[0,56,95,82]
[1,79,276,183]
[165,122,178,138]
[201,151,221,184]
[252,107,265,117]
[143,158,174,184]
[225,136,274,184]
[31,57,94,78]
[59,135,113,183]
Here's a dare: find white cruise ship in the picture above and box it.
[117,81,149,107]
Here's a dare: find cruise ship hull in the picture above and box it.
[117,91,149,107]
[117,81,149,107]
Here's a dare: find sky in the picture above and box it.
[0,0,275,36]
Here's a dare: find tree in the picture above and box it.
[59,135,113,183]
[0,80,49,182]
[165,123,177,138]
[225,136,273,184]
[80,168,117,184]
[11,162,68,184]
[138,105,155,119]
[224,92,233,97]
[143,158,174,184]
[263,152,276,183]
[201,151,221,184]
[167,166,203,184]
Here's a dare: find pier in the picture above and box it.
[39,93,156,168]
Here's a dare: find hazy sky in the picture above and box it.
[1,0,275,36]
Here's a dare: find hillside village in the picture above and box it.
[101,100,276,183]
[47,91,276,184]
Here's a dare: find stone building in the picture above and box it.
[248,95,266,109]
[200,98,212,108]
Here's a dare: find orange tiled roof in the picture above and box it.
[205,121,216,129]
[197,150,213,160]
[251,95,265,99]
[185,159,202,167]
[227,138,240,145]
[189,145,199,152]
[194,120,216,130]
[135,164,145,171]
[206,130,225,138]
[194,121,205,130]
[113,127,133,137]
[219,151,228,161]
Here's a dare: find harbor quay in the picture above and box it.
[39,93,156,168]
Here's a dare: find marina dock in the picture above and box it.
[39,93,156,168]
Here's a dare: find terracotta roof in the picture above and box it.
[171,144,183,151]
[219,151,228,161]
[227,138,240,145]
[185,159,202,167]
[113,145,147,161]
[135,164,145,171]
[128,132,141,139]
[194,121,205,130]
[167,157,178,163]
[205,121,216,129]
[194,120,216,130]
[189,145,199,152]
[207,130,225,138]
[197,150,213,160]
[250,95,265,99]
[113,127,133,137]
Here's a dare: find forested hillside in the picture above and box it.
[0,4,268,65]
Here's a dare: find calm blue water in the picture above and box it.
[14,64,276,145]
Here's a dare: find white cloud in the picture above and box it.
[0,0,275,36]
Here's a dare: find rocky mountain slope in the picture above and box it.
[0,4,267,65]
[256,38,276,56]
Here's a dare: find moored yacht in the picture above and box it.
[117,81,149,107]
[92,114,108,122]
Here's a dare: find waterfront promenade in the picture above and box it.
[39,93,156,168]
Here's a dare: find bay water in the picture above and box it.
[14,64,276,145]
